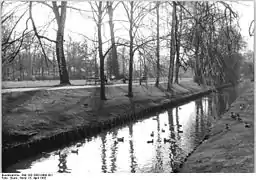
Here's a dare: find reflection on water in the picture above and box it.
[5,87,238,173]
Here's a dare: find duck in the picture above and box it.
[161,129,165,133]
[150,131,154,137]
[71,149,78,154]
[147,139,154,143]
[239,104,245,110]
[117,137,124,142]
[178,130,183,133]
[76,142,82,147]
[163,138,175,143]
[230,112,236,119]
[244,122,251,128]
[225,124,230,130]
[164,123,167,126]
[236,113,242,121]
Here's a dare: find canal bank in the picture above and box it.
[2,81,232,170]
[178,81,254,173]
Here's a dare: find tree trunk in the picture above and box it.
[94,53,98,77]
[41,56,44,78]
[174,4,182,84]
[97,2,107,100]
[19,54,22,80]
[193,2,202,85]
[167,2,176,91]
[128,2,134,97]
[52,1,70,85]
[107,2,119,79]
[56,31,70,84]
[28,45,33,80]
[122,47,126,75]
[12,61,15,80]
[155,2,160,87]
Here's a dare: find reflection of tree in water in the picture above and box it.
[100,135,107,173]
[154,115,163,172]
[194,99,201,144]
[212,88,236,118]
[208,97,213,116]
[225,94,230,111]
[212,92,219,118]
[175,107,181,140]
[218,92,226,116]
[205,97,213,129]
[220,88,237,113]
[206,88,237,128]
[199,99,205,137]
[57,153,70,173]
[110,131,118,173]
[167,109,177,171]
[128,123,137,173]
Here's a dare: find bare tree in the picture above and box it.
[122,1,151,97]
[89,1,116,100]
[30,1,70,85]
[107,1,119,79]
[174,3,183,84]
[155,1,160,87]
[1,2,31,66]
[167,2,177,91]
[90,1,107,99]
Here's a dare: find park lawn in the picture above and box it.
[2,81,203,148]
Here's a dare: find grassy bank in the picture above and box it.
[178,81,254,173]
[2,81,201,146]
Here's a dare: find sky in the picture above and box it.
[231,1,254,51]
[3,1,255,53]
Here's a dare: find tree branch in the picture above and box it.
[249,20,254,36]
[29,1,54,67]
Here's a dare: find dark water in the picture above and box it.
[5,87,238,173]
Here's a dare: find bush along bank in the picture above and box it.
[2,83,233,171]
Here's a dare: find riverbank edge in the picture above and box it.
[2,83,232,171]
[173,82,254,173]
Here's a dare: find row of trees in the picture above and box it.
[1,1,252,100]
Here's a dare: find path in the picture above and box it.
[1,78,192,94]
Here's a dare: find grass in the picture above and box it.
[2,80,202,148]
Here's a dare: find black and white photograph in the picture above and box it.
[1,0,254,174]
